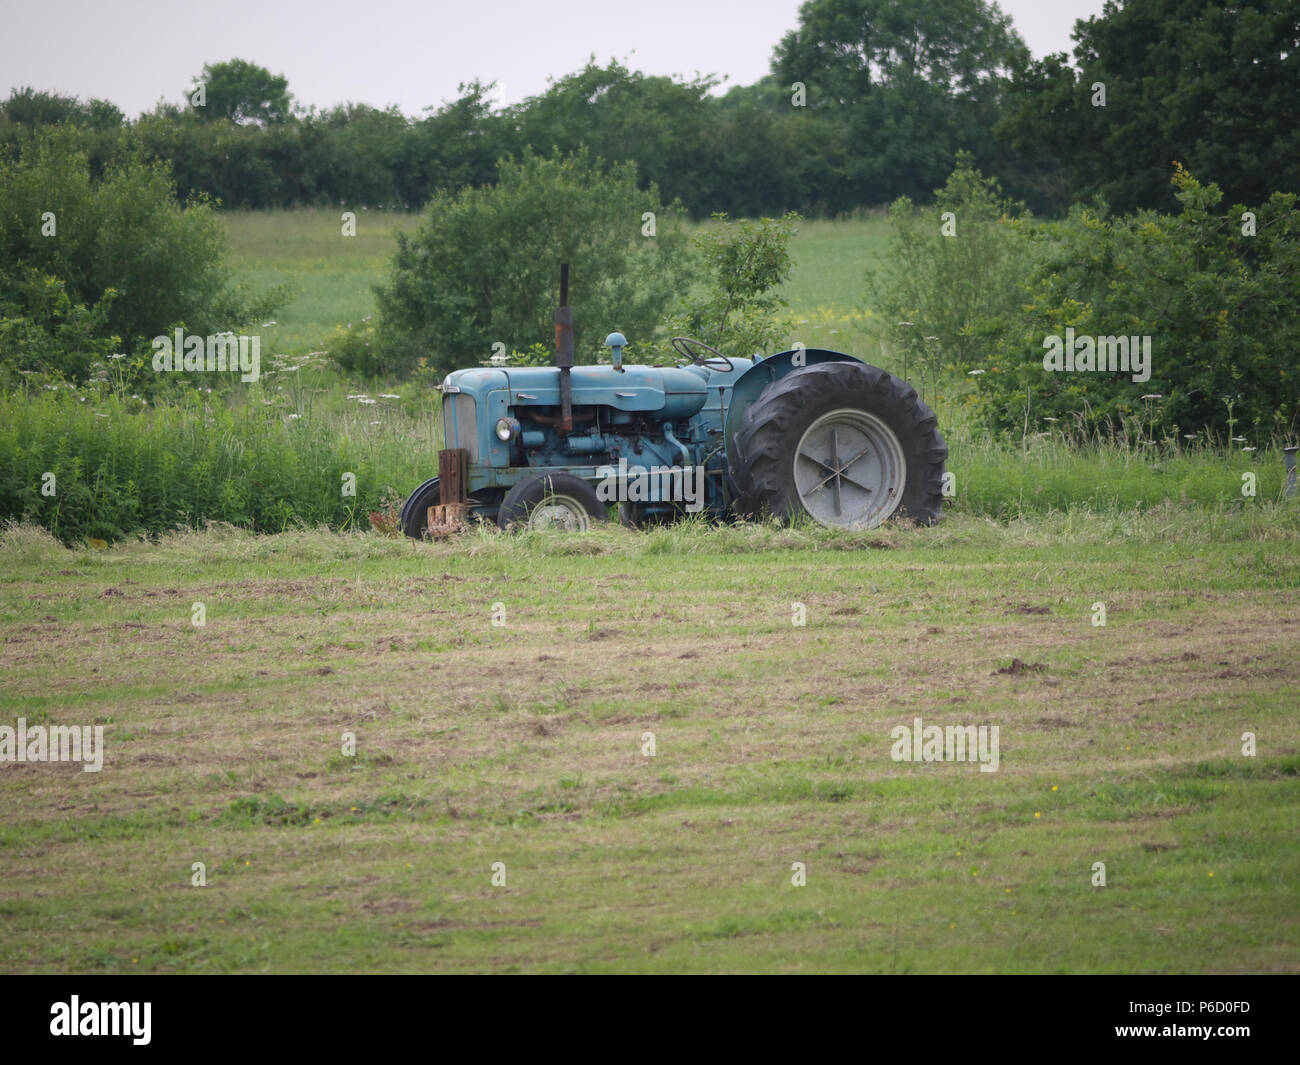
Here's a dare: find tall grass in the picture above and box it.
[1,373,1291,543]
[0,382,435,543]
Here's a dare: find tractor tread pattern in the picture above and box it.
[730,361,947,526]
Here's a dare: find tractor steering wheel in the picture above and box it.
[671,336,736,373]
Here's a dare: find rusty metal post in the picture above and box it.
[555,263,574,434]
[438,448,468,505]
[427,448,470,535]
[1285,446,1298,499]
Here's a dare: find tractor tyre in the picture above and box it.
[619,501,687,529]
[497,473,609,531]
[730,361,946,529]
[400,477,441,540]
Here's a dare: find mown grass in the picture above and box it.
[0,515,1296,973]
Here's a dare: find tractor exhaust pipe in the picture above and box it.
[555,263,574,434]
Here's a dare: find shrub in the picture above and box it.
[973,167,1300,440]
[374,148,692,375]
[660,212,800,359]
[866,153,1032,378]
[0,127,282,386]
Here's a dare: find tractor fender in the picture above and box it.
[723,348,862,460]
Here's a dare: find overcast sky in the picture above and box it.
[1,0,1109,117]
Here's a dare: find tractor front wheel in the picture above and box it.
[731,361,946,529]
[400,477,441,539]
[497,473,608,531]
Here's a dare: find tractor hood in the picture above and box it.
[442,363,735,420]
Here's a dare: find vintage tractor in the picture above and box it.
[400,265,947,537]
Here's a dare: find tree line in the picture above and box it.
[4,1,1292,219]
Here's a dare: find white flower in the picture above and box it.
[288,413,300,420]
[967,369,984,376]
[379,393,400,399]
[1141,394,1162,400]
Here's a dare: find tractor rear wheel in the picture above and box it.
[497,473,608,531]
[731,361,946,529]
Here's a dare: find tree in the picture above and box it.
[772,0,1028,204]
[506,60,721,216]
[997,0,1300,213]
[374,148,691,375]
[193,59,292,125]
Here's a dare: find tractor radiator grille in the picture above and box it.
[443,393,478,462]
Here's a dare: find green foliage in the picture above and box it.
[374,148,691,375]
[867,154,1031,376]
[194,59,292,125]
[998,0,1300,212]
[0,128,283,385]
[973,168,1300,439]
[325,319,382,378]
[772,0,1029,205]
[0,269,119,386]
[662,213,800,359]
[0,387,415,544]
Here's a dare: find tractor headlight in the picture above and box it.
[495,417,520,442]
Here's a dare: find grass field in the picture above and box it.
[3,208,1294,974]
[1,512,1298,973]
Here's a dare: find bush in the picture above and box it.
[866,154,1032,378]
[325,319,382,378]
[0,127,282,386]
[660,212,799,359]
[973,167,1300,440]
[374,148,692,375]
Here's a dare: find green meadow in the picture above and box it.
[1,512,1297,973]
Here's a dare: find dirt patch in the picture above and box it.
[994,658,1046,675]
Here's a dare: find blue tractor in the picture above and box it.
[401,266,946,536]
